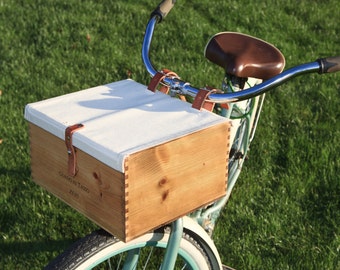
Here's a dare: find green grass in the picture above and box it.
[0,0,339,269]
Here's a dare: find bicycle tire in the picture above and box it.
[45,226,218,270]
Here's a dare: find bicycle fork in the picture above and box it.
[162,218,184,270]
[122,218,184,270]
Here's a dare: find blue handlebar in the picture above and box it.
[142,15,335,103]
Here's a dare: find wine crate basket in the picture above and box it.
[25,79,230,242]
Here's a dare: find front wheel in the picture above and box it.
[45,226,218,270]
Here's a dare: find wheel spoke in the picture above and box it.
[142,247,154,269]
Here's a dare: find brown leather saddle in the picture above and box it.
[205,32,285,80]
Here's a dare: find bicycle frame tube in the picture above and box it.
[161,218,184,270]
[142,16,321,103]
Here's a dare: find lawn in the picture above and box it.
[0,0,339,269]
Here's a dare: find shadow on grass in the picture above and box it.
[0,238,75,255]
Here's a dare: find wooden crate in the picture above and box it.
[25,79,230,242]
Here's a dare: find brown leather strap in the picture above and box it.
[159,69,180,94]
[178,95,187,102]
[147,72,165,92]
[191,88,216,112]
[221,103,229,110]
[65,124,84,176]
[147,69,180,93]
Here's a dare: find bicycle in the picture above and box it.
[34,1,340,269]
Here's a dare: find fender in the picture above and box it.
[183,216,222,269]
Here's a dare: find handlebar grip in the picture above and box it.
[317,56,340,74]
[151,0,176,22]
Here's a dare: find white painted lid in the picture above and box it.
[25,79,228,172]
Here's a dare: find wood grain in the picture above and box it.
[29,120,230,242]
